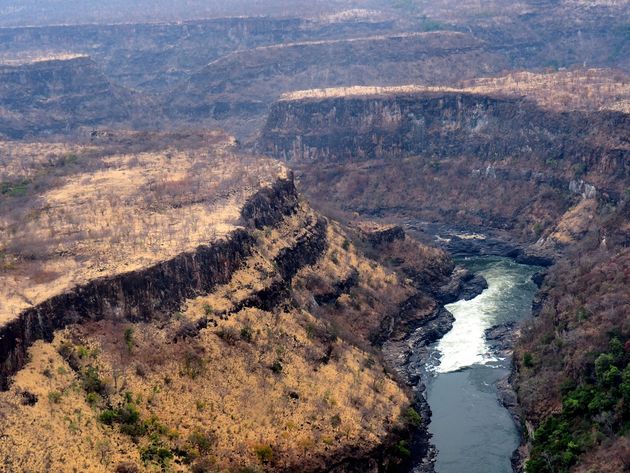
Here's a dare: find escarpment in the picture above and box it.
[259,86,629,242]
[0,158,455,472]
[0,176,299,390]
[164,31,513,138]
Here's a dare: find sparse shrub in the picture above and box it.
[271,360,283,374]
[77,345,90,359]
[572,162,588,177]
[202,303,214,316]
[523,352,534,368]
[135,363,147,378]
[82,365,106,395]
[140,438,174,470]
[124,327,135,353]
[86,392,101,406]
[239,467,262,473]
[188,430,217,455]
[254,445,274,464]
[20,390,38,406]
[240,325,254,343]
[394,440,411,458]
[182,351,206,380]
[218,327,239,345]
[47,390,62,404]
[99,409,118,425]
[330,414,342,428]
[115,462,140,473]
[99,403,147,438]
[191,458,217,473]
[58,342,81,371]
[576,307,590,321]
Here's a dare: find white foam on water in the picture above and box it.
[435,264,520,373]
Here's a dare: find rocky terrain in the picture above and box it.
[257,68,630,472]
[259,74,629,244]
[0,132,462,472]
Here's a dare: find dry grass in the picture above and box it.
[461,69,630,113]
[0,136,286,325]
[0,203,413,472]
[281,68,630,113]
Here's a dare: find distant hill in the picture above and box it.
[0,0,387,26]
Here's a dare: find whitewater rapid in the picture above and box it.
[435,258,538,373]
[426,257,542,473]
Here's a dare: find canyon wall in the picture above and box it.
[259,90,629,240]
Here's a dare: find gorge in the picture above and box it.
[0,1,628,472]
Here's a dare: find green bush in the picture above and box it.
[523,352,535,368]
[271,360,283,374]
[188,430,216,455]
[404,407,422,427]
[240,326,254,343]
[140,437,174,469]
[82,366,106,395]
[124,327,135,353]
[526,336,629,473]
[47,390,62,404]
[394,439,411,458]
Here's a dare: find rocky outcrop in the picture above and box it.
[260,92,628,185]
[0,177,299,389]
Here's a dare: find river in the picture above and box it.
[426,256,541,473]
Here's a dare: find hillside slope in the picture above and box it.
[0,134,454,472]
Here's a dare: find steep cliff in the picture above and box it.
[259,84,629,242]
[257,76,630,472]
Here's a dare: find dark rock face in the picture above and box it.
[364,225,406,247]
[530,271,547,288]
[438,267,488,304]
[241,174,299,229]
[260,93,628,181]
[0,177,299,390]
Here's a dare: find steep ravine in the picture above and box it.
[0,174,467,472]
[257,86,629,472]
